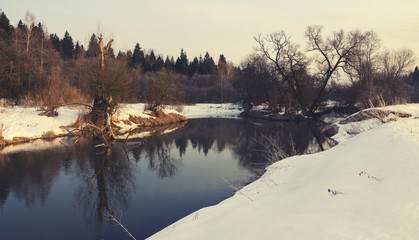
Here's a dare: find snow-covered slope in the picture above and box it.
[149,104,419,240]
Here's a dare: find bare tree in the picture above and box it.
[144,69,178,110]
[305,26,371,114]
[24,11,35,53]
[91,34,116,140]
[254,31,309,114]
[379,48,415,79]
[255,26,372,116]
[375,48,415,104]
[218,60,235,103]
[343,31,381,106]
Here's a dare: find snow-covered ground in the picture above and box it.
[0,106,84,140]
[3,102,419,239]
[0,103,242,142]
[179,103,242,119]
[148,104,419,240]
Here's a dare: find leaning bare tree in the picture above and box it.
[254,31,309,115]
[255,26,372,117]
[305,26,371,114]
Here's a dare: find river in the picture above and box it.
[0,118,333,239]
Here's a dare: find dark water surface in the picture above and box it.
[0,118,333,239]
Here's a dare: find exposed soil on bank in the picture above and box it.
[0,108,187,149]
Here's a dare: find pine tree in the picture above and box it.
[218,54,226,65]
[17,20,24,31]
[412,66,419,85]
[164,56,173,70]
[144,50,156,71]
[0,11,13,38]
[189,57,199,76]
[86,33,100,58]
[175,49,188,75]
[50,33,61,52]
[61,30,74,60]
[130,43,144,68]
[202,52,216,74]
[155,55,164,71]
[74,42,82,60]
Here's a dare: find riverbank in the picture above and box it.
[0,103,241,147]
[148,104,419,240]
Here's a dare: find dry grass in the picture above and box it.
[261,134,288,164]
[22,80,91,107]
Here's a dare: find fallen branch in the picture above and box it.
[106,211,136,240]
[221,177,253,202]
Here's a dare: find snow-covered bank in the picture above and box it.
[180,103,242,119]
[149,104,419,240]
[0,103,241,145]
[0,106,84,141]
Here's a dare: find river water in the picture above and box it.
[0,118,333,239]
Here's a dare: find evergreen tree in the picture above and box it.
[413,66,419,85]
[144,50,156,71]
[130,43,144,68]
[17,20,24,31]
[50,33,61,52]
[202,52,217,74]
[86,33,100,58]
[164,56,173,70]
[170,56,176,68]
[189,57,199,76]
[155,55,164,71]
[74,42,82,60]
[61,31,74,60]
[33,22,43,35]
[175,49,188,75]
[198,55,204,74]
[0,11,13,38]
[218,54,226,65]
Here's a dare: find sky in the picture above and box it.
[1,0,419,66]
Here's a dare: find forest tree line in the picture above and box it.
[0,10,418,117]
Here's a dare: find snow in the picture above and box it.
[179,103,242,119]
[0,103,241,142]
[0,106,83,140]
[2,102,419,239]
[148,104,419,240]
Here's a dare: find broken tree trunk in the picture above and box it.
[90,34,116,145]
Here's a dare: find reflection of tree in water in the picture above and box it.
[157,118,333,173]
[181,118,235,155]
[0,118,333,232]
[0,154,11,207]
[128,133,183,178]
[232,120,334,170]
[0,146,68,208]
[72,139,135,230]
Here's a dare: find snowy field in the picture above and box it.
[148,104,419,240]
[0,103,241,142]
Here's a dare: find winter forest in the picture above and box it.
[0,10,418,116]
[2,6,419,240]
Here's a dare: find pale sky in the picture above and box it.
[2,0,419,66]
